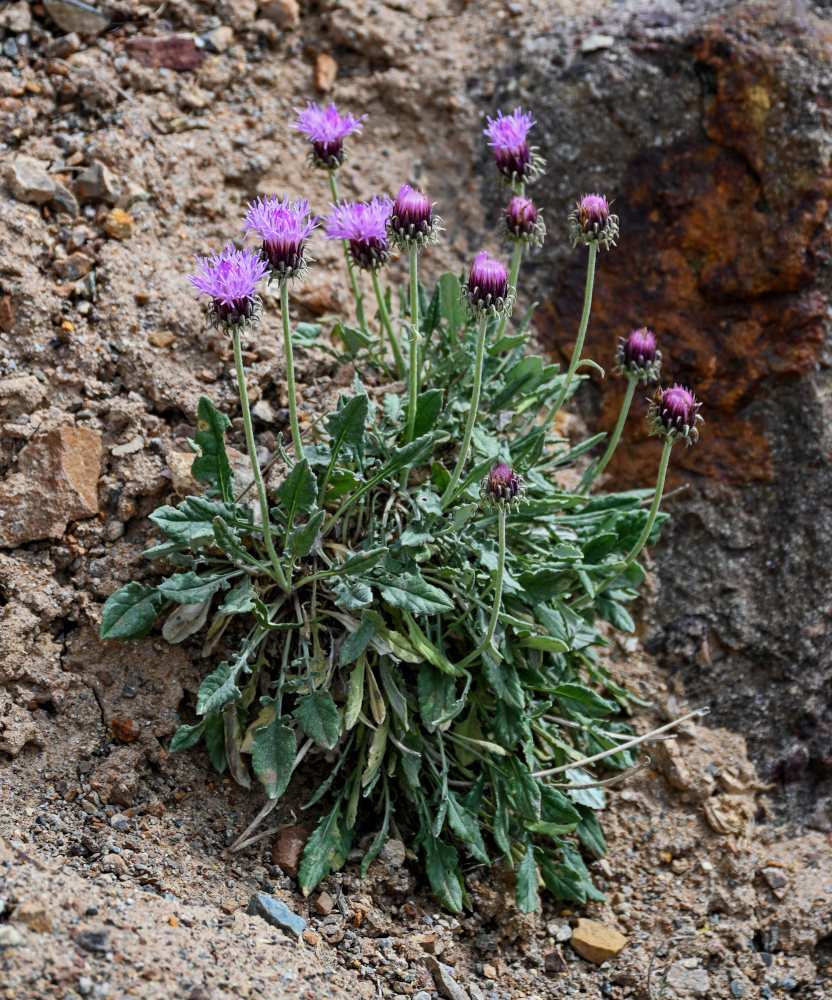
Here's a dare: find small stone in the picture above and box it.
[259,0,300,28]
[314,52,337,92]
[555,923,573,942]
[52,182,80,217]
[111,436,144,457]
[148,330,176,349]
[247,893,306,938]
[10,901,53,934]
[270,824,313,879]
[424,956,470,1000]
[482,963,497,979]
[53,252,93,281]
[104,208,134,240]
[251,398,277,423]
[581,33,615,53]
[569,919,628,965]
[76,161,122,205]
[544,947,569,974]
[6,156,56,205]
[0,427,102,547]
[379,838,406,868]
[0,1,31,32]
[780,977,798,991]
[666,960,710,997]
[730,979,749,997]
[761,867,789,891]
[203,25,234,53]
[315,891,335,916]
[109,813,130,831]
[76,929,109,953]
[0,925,25,950]
[44,0,110,34]
[412,993,431,1000]
[166,451,200,497]
[0,375,45,413]
[302,929,320,946]
[125,35,205,70]
[110,715,140,743]
[0,295,15,333]
[415,932,441,955]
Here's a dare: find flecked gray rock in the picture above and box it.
[246,893,306,937]
[6,157,56,205]
[43,0,110,35]
[424,956,470,1000]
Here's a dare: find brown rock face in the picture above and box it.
[542,5,832,489]
[569,919,628,965]
[0,427,102,547]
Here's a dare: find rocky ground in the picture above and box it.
[1,1,831,998]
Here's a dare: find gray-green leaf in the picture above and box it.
[293,690,340,749]
[100,582,163,640]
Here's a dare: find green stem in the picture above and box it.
[441,313,488,507]
[545,242,598,423]
[580,374,638,492]
[404,244,422,446]
[495,241,524,342]
[372,267,406,379]
[280,280,303,461]
[574,436,673,610]
[458,505,506,668]
[328,169,367,335]
[231,328,289,593]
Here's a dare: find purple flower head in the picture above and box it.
[188,243,267,330]
[483,107,544,187]
[292,102,366,170]
[463,251,514,317]
[480,461,525,507]
[648,384,704,446]
[324,196,393,270]
[569,192,619,249]
[500,194,546,248]
[243,194,318,282]
[615,327,662,383]
[388,183,440,249]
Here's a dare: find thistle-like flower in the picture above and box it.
[242,194,318,283]
[462,251,514,317]
[484,107,545,188]
[324,196,393,270]
[569,193,619,250]
[614,327,662,384]
[388,183,441,249]
[292,101,366,170]
[499,194,546,248]
[480,461,525,507]
[188,243,268,331]
[648,385,704,446]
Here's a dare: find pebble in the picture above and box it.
[569,919,628,965]
[315,891,335,916]
[104,208,134,240]
[424,956,470,1000]
[246,893,306,938]
[315,52,337,92]
[730,979,749,997]
[6,156,56,204]
[259,0,300,28]
[203,25,234,53]
[76,161,122,206]
[0,925,25,950]
[10,900,53,934]
[43,0,110,35]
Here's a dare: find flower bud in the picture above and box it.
[462,251,514,317]
[480,461,525,507]
[648,385,704,446]
[388,184,441,249]
[499,195,546,248]
[188,243,267,332]
[614,328,662,383]
[569,193,619,250]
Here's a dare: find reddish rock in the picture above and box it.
[569,919,628,965]
[314,53,337,92]
[125,36,206,71]
[0,295,16,332]
[111,716,140,744]
[542,5,832,490]
[260,0,300,28]
[270,824,313,878]
[0,427,101,547]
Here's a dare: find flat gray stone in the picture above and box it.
[246,893,306,938]
[424,956,470,1000]
[76,161,122,206]
[44,0,110,35]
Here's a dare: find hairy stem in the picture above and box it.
[404,244,422,446]
[280,279,303,461]
[232,327,289,593]
[623,435,673,569]
[580,374,638,492]
[495,241,524,342]
[328,169,367,334]
[441,312,488,507]
[372,267,406,379]
[458,505,506,668]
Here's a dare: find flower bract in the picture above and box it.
[480,461,525,507]
[388,183,440,249]
[569,193,619,250]
[500,194,546,248]
[463,251,514,317]
[483,107,545,187]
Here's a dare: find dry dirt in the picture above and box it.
[1,2,830,999]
